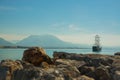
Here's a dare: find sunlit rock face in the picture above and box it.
[22,47,53,66]
[0,59,23,80]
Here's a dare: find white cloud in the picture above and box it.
[68,24,90,33]
[68,24,79,31]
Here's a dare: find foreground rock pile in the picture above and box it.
[0,47,120,80]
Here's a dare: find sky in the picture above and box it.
[0,0,120,47]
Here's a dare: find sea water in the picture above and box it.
[0,48,120,61]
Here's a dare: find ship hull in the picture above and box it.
[92,46,102,52]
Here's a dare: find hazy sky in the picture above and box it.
[0,0,120,47]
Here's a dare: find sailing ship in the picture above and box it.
[92,35,102,52]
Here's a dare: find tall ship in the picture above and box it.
[92,35,102,52]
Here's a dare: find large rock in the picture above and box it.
[77,75,95,80]
[53,51,84,60]
[1,51,120,80]
[112,58,120,71]
[22,47,53,66]
[95,66,112,80]
[53,52,114,67]
[0,60,23,80]
[12,59,81,80]
[113,71,120,80]
[114,52,120,56]
[112,58,120,80]
[78,65,96,79]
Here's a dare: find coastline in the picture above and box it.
[0,47,120,80]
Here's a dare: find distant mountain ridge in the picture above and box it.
[16,35,87,47]
[0,38,15,46]
[0,35,88,48]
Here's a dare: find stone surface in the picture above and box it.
[53,52,120,80]
[112,58,120,71]
[78,65,96,79]
[77,75,95,80]
[114,52,120,56]
[12,59,81,80]
[1,48,120,80]
[0,59,23,80]
[53,52,114,67]
[113,71,120,80]
[95,66,112,80]
[22,47,53,66]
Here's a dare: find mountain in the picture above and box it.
[16,35,87,48]
[10,40,20,44]
[0,38,15,46]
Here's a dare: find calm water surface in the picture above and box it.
[0,48,120,61]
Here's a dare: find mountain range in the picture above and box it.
[0,35,88,48]
[0,38,15,46]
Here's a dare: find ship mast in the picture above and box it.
[94,35,100,47]
[92,35,102,52]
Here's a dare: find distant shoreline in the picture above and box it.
[0,46,90,49]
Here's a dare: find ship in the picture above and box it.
[92,35,102,52]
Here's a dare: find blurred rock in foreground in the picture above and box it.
[22,47,54,66]
[0,47,120,80]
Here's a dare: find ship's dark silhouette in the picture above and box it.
[92,35,102,52]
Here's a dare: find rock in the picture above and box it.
[78,65,96,79]
[95,66,112,80]
[22,47,53,66]
[0,59,23,80]
[1,51,120,80]
[113,71,120,80]
[53,52,114,67]
[53,51,84,60]
[112,59,120,71]
[55,59,86,68]
[84,57,114,67]
[55,59,81,79]
[77,75,95,80]
[12,66,44,80]
[12,59,81,80]
[114,52,120,56]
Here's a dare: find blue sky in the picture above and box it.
[0,0,120,46]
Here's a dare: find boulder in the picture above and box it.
[53,52,114,67]
[54,59,81,79]
[113,71,120,80]
[112,59,120,71]
[95,66,112,80]
[55,59,86,68]
[53,51,84,61]
[22,47,53,66]
[77,75,95,80]
[78,65,96,79]
[12,59,81,80]
[1,51,120,80]
[114,52,120,56]
[0,59,23,80]
[12,67,44,80]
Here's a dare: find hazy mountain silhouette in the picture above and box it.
[0,38,15,46]
[16,35,87,48]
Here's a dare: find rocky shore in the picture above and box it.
[0,47,120,80]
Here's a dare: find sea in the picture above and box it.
[0,48,120,61]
